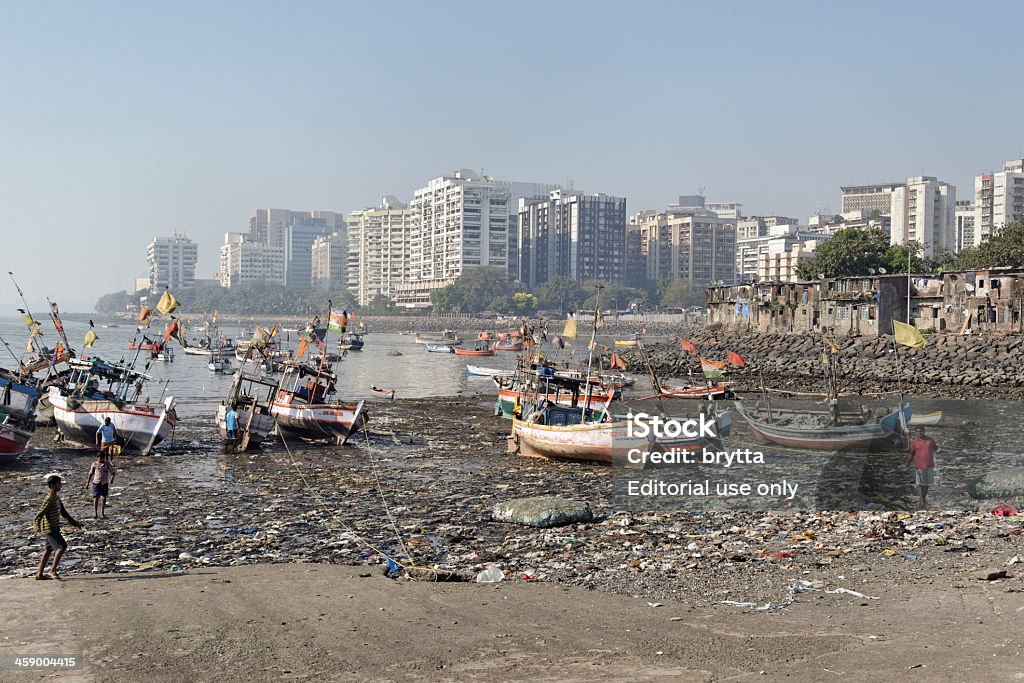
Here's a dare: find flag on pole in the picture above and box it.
[156,290,179,315]
[19,311,39,329]
[822,335,840,353]
[138,306,153,324]
[562,315,577,339]
[679,338,697,354]
[84,324,98,349]
[727,351,746,367]
[893,320,926,348]
[328,311,348,333]
[296,338,308,359]
[700,358,728,380]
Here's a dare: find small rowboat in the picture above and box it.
[466,365,513,378]
[494,342,523,352]
[426,345,455,354]
[454,347,496,356]
[909,409,942,426]
[613,339,639,347]
[371,385,395,399]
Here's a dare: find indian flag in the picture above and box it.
[700,358,728,380]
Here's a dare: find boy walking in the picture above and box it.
[95,416,118,456]
[33,475,83,581]
[84,453,116,519]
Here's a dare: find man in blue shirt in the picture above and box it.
[225,404,239,439]
[95,417,118,456]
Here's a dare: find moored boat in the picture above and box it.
[216,368,280,450]
[454,346,496,357]
[49,358,177,455]
[426,344,455,354]
[0,371,42,459]
[735,400,911,450]
[494,341,523,352]
[337,332,365,351]
[270,361,368,445]
[371,385,395,399]
[909,409,942,426]
[466,365,513,378]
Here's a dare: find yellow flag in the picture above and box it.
[84,329,99,348]
[562,315,577,339]
[138,306,153,324]
[893,320,926,349]
[156,290,179,315]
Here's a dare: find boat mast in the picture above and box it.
[7,272,49,363]
[581,285,603,417]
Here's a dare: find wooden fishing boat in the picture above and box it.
[415,331,461,345]
[494,341,523,352]
[208,356,235,374]
[127,340,159,351]
[270,361,367,445]
[495,386,615,419]
[477,331,495,342]
[49,358,177,455]
[735,401,911,450]
[908,409,942,426]
[371,385,395,399]
[156,346,174,362]
[426,345,455,354]
[466,365,513,378]
[513,406,732,465]
[454,346,496,357]
[216,369,280,450]
[0,371,41,459]
[337,332,365,351]
[655,381,736,400]
[613,339,639,347]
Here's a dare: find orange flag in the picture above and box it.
[679,338,697,354]
[727,351,746,367]
[296,338,308,359]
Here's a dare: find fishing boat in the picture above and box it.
[127,340,159,351]
[337,332,365,351]
[477,331,495,342]
[613,331,643,347]
[371,385,395,399]
[494,341,523,352]
[655,381,736,400]
[156,346,175,362]
[466,365,513,378]
[426,344,455,354]
[454,345,495,357]
[909,409,942,426]
[493,368,617,419]
[49,357,177,455]
[0,370,42,459]
[271,361,367,445]
[208,355,235,374]
[415,331,462,345]
[513,406,732,465]
[735,401,911,450]
[216,368,280,450]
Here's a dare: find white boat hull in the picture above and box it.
[271,397,367,445]
[49,387,177,456]
[216,404,276,448]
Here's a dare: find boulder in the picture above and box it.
[968,467,1024,499]
[492,496,593,528]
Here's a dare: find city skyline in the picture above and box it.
[3,2,1023,310]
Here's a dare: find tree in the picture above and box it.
[883,242,927,274]
[796,227,891,279]
[95,290,136,313]
[582,280,647,311]
[658,278,701,308]
[955,219,1024,269]
[430,266,512,314]
[363,294,393,314]
[533,277,587,313]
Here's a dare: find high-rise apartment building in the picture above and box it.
[146,234,198,292]
[955,200,975,253]
[890,176,955,256]
[407,170,559,295]
[248,209,344,290]
[517,191,627,289]
[218,233,285,287]
[633,212,736,291]
[735,220,808,283]
[973,159,1024,246]
[346,196,413,305]
[840,182,905,215]
[311,231,348,292]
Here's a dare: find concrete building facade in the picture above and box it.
[517,191,627,289]
[890,176,956,256]
[311,231,348,292]
[633,212,736,291]
[955,199,975,253]
[146,234,198,292]
[346,196,412,306]
[840,182,904,215]
[973,159,1024,246]
[218,233,286,288]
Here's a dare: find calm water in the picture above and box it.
[0,318,518,420]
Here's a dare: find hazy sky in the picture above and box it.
[2,1,1022,312]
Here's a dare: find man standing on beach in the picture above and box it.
[225,404,239,440]
[33,475,83,581]
[84,453,116,519]
[95,416,118,456]
[908,426,940,507]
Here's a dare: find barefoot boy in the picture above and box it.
[84,453,116,519]
[33,474,83,580]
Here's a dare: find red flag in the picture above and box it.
[728,351,746,367]
[679,338,697,355]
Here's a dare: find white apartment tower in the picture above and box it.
[408,170,560,293]
[311,231,348,292]
[955,200,975,253]
[346,196,412,306]
[218,233,285,287]
[973,159,1024,246]
[146,234,198,292]
[890,176,956,256]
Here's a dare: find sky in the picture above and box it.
[2,1,1022,312]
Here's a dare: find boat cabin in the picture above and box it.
[280,362,335,404]
[65,357,151,402]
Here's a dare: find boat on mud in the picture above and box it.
[270,361,367,445]
[216,368,280,450]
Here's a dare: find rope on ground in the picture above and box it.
[277,423,441,582]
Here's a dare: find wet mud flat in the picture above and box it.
[1,396,1022,610]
